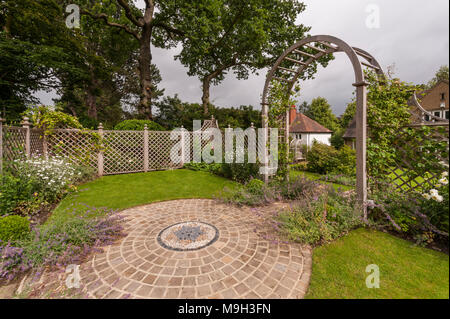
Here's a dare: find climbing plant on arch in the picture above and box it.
[261,35,385,219]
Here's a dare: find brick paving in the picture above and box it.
[27,199,312,299]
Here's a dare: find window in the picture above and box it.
[446,110,449,120]
[424,114,430,121]
[434,111,441,118]
[441,93,445,101]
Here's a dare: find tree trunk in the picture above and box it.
[202,76,212,115]
[138,25,153,120]
[86,86,98,120]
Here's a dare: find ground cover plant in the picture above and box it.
[0,207,124,281]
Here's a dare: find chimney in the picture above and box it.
[289,105,297,125]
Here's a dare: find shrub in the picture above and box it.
[276,190,362,245]
[306,142,355,176]
[0,216,30,244]
[220,175,325,207]
[114,119,165,131]
[306,142,339,174]
[0,207,125,281]
[368,173,449,246]
[1,157,95,216]
[245,179,265,195]
[0,174,35,216]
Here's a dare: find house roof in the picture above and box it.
[407,79,449,106]
[342,118,356,139]
[290,113,332,133]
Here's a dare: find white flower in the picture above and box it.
[422,193,431,200]
[442,171,448,177]
[430,189,439,196]
[431,194,444,202]
[439,178,448,186]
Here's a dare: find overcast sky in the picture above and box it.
[37,0,449,116]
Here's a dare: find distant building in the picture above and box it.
[342,118,356,149]
[289,105,332,148]
[343,79,449,150]
[409,79,449,123]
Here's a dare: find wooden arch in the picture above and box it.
[261,35,385,218]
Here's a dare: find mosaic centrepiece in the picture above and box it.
[157,221,219,251]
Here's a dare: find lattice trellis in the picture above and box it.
[381,125,449,193]
[103,130,144,174]
[47,129,98,169]
[30,128,44,157]
[2,126,27,162]
[148,131,182,170]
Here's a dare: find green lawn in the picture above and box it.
[306,228,449,299]
[289,170,353,191]
[50,169,236,221]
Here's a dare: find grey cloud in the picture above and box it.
[36,0,449,116]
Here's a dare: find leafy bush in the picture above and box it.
[0,207,125,281]
[0,157,95,216]
[114,119,165,131]
[276,190,362,245]
[290,162,308,171]
[0,174,35,216]
[306,142,355,176]
[184,153,260,184]
[25,105,84,135]
[245,179,265,195]
[0,216,30,244]
[220,175,324,207]
[368,172,449,246]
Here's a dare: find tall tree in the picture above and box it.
[339,101,356,130]
[426,65,449,88]
[173,0,321,115]
[0,0,88,122]
[81,0,184,119]
[305,97,339,132]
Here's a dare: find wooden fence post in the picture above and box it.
[42,125,48,159]
[22,116,31,158]
[180,125,186,166]
[143,124,149,172]
[98,123,104,176]
[0,117,4,175]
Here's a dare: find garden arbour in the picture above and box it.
[261,34,385,218]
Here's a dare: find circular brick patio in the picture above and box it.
[36,199,312,299]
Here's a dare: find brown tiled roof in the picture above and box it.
[407,79,449,106]
[342,118,356,139]
[290,113,332,133]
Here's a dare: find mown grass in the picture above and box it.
[50,169,237,221]
[306,228,449,299]
[289,170,353,191]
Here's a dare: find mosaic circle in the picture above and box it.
[157,221,219,251]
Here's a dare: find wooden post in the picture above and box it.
[42,125,48,160]
[180,125,185,166]
[22,116,31,158]
[354,82,368,220]
[0,117,4,175]
[261,103,269,183]
[285,109,290,181]
[97,123,104,176]
[143,124,149,172]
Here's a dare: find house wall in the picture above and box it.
[290,133,332,147]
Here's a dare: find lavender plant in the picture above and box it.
[0,206,125,281]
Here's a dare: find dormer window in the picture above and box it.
[441,93,445,101]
